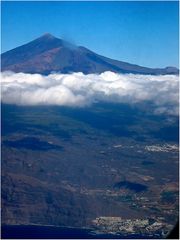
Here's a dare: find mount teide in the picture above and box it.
[1,33,178,75]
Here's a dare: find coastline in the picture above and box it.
[1,224,158,239]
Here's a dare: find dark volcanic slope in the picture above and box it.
[1,33,178,75]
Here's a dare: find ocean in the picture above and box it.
[1,225,156,239]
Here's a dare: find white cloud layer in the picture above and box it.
[1,71,179,115]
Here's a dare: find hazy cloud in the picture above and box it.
[1,71,179,115]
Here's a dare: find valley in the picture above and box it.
[1,102,179,238]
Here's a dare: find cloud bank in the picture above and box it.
[1,71,179,115]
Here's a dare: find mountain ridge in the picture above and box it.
[1,33,179,75]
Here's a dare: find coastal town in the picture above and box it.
[92,216,173,237]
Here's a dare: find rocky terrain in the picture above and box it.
[1,102,179,238]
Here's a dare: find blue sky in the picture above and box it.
[1,1,179,68]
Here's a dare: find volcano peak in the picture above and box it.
[40,33,56,39]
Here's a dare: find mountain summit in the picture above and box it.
[1,33,179,75]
